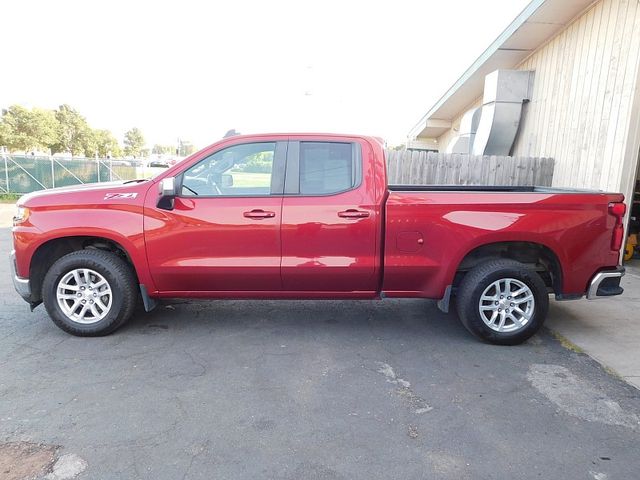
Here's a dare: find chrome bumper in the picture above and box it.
[10,249,31,302]
[587,266,625,300]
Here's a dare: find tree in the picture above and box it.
[81,129,98,158]
[51,104,94,156]
[0,105,58,153]
[123,128,145,157]
[0,121,10,150]
[94,129,122,157]
[152,144,174,155]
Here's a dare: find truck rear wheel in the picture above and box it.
[42,250,137,336]
[455,259,549,345]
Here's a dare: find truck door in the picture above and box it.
[144,141,286,292]
[280,138,380,293]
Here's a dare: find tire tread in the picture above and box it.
[456,259,549,345]
[42,249,138,336]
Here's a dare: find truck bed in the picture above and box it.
[382,188,624,299]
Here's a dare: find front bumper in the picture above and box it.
[587,266,625,299]
[10,249,31,303]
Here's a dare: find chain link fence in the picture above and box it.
[0,155,146,194]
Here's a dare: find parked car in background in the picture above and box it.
[11,133,626,345]
[148,159,170,168]
[147,155,184,168]
[109,160,133,167]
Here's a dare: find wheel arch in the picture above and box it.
[29,234,139,304]
[451,241,564,296]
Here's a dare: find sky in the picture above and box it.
[1,0,531,149]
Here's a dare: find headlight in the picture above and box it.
[13,205,30,225]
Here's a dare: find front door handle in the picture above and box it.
[338,209,370,219]
[243,209,276,219]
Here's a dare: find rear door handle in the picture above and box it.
[338,209,370,219]
[243,209,276,219]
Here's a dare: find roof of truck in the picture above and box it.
[220,132,382,141]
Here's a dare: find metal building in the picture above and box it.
[407,0,640,246]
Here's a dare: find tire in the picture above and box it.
[42,249,138,336]
[455,259,549,345]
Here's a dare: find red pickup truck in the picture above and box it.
[11,133,627,344]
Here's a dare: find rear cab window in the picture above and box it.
[286,141,362,196]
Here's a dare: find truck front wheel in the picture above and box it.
[455,259,549,345]
[42,250,138,336]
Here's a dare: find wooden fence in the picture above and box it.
[385,150,555,186]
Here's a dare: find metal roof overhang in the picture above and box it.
[408,0,598,140]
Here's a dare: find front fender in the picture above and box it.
[12,205,154,290]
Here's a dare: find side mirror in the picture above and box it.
[159,177,176,197]
[157,177,176,210]
[221,174,234,188]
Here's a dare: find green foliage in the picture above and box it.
[0,105,58,152]
[0,103,182,160]
[123,127,145,157]
[51,104,95,156]
[0,104,106,156]
[93,129,122,157]
[152,144,175,155]
[0,192,22,203]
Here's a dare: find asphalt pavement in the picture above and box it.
[547,260,640,389]
[1,226,640,480]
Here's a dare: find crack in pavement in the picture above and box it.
[376,362,433,414]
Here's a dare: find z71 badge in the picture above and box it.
[103,192,138,200]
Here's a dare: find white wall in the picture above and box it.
[512,0,640,197]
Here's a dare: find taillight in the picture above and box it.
[609,202,626,217]
[608,202,626,251]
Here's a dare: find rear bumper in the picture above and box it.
[586,266,625,300]
[10,249,31,303]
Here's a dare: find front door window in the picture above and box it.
[181,142,276,197]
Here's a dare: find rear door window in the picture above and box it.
[294,142,361,195]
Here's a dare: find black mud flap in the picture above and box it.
[139,284,158,312]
